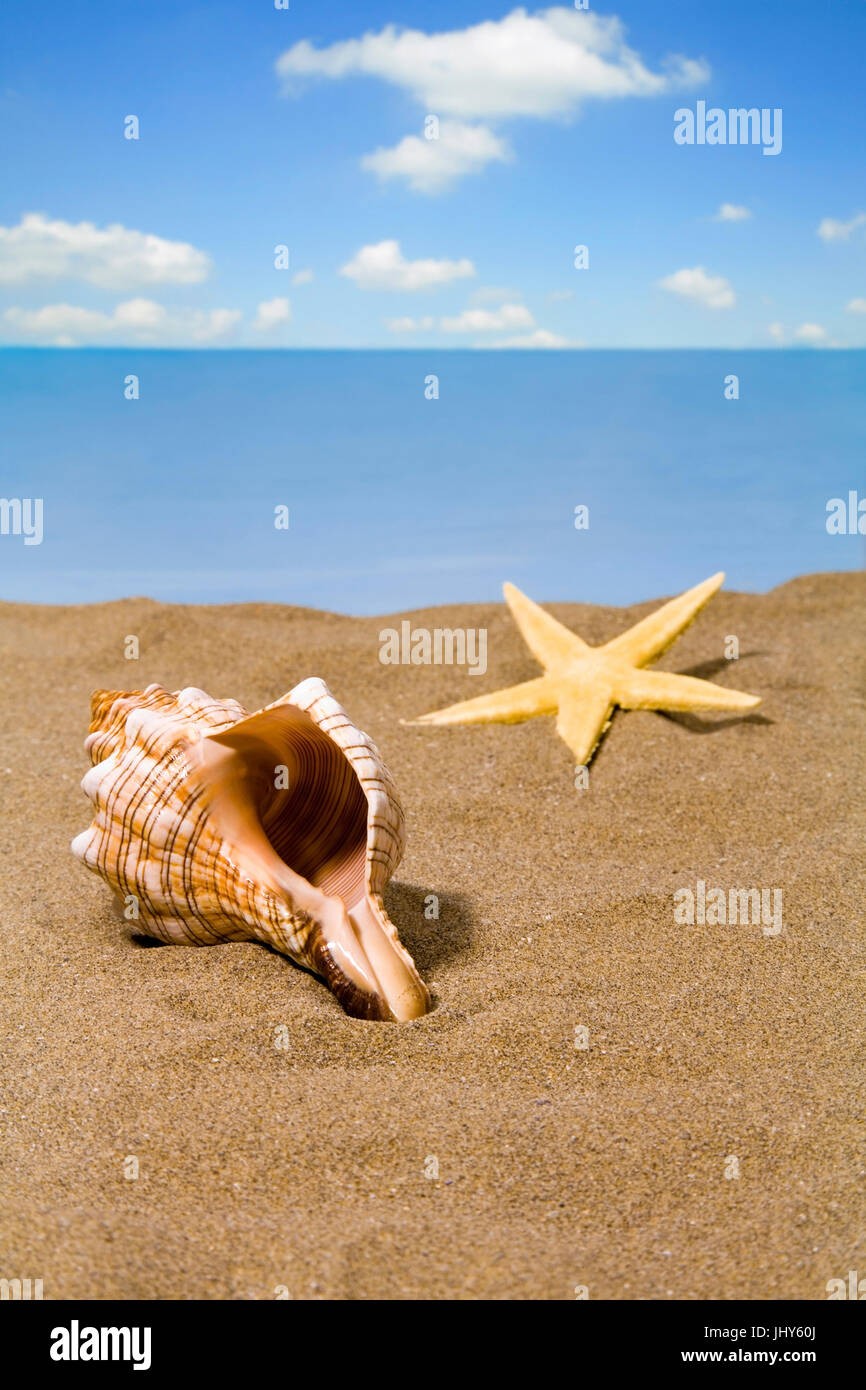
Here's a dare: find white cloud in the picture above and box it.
[253,297,292,331]
[0,212,211,288]
[277,9,708,120]
[713,202,751,222]
[2,298,240,346]
[817,212,866,242]
[362,120,511,193]
[659,266,735,309]
[765,323,836,349]
[291,268,314,285]
[339,239,475,291]
[386,305,533,333]
[386,315,435,332]
[493,328,571,347]
[845,297,866,313]
[440,304,535,333]
[386,303,572,343]
[794,322,827,343]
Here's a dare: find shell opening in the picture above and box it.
[197,703,429,1022]
[209,703,369,910]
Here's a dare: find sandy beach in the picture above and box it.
[0,571,863,1301]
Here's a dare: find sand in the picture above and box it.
[0,572,863,1301]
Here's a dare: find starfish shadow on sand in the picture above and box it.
[659,651,774,736]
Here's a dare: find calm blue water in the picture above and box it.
[0,349,863,611]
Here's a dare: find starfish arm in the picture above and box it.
[502,582,589,669]
[407,676,556,727]
[555,689,614,766]
[602,572,726,668]
[615,668,761,712]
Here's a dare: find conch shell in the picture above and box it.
[71,679,431,1022]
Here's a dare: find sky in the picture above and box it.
[0,0,865,349]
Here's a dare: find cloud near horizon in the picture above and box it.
[713,203,751,222]
[385,301,572,346]
[252,297,292,332]
[817,212,866,242]
[768,321,833,346]
[794,322,827,343]
[339,240,476,290]
[2,298,240,346]
[0,213,211,288]
[491,329,571,348]
[659,266,736,309]
[386,304,534,333]
[440,303,535,333]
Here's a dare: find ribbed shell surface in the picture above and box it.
[72,679,406,966]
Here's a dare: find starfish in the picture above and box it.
[408,572,761,766]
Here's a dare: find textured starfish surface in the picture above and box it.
[408,572,761,766]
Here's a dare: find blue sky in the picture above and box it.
[1,0,865,348]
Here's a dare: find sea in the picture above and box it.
[0,349,863,613]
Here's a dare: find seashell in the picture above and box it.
[71,679,431,1022]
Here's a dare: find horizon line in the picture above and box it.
[1,345,863,353]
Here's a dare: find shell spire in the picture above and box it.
[71,679,431,1022]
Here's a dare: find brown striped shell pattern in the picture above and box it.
[71,679,431,1022]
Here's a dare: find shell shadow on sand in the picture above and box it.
[383,880,475,978]
[131,880,475,1007]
